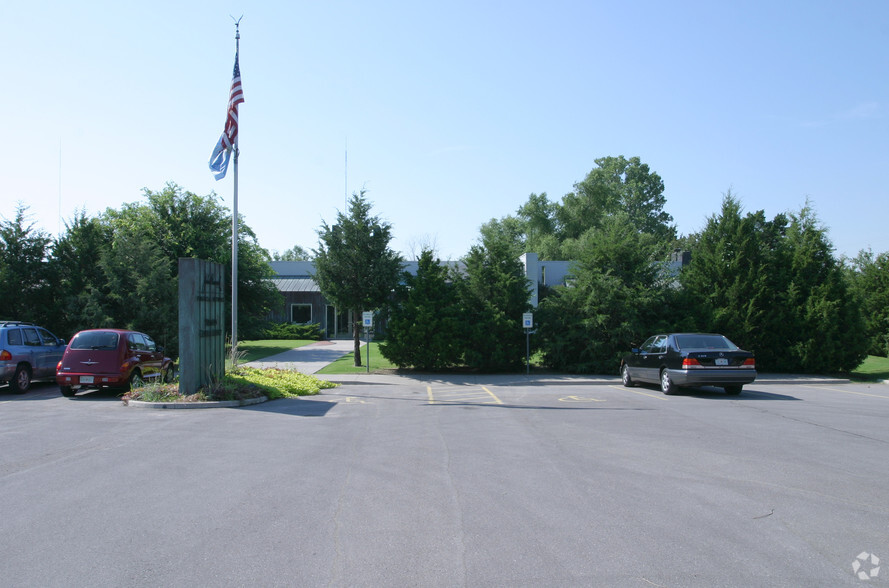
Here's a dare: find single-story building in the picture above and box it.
[267,251,687,338]
[268,254,574,339]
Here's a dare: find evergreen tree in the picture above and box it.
[537,213,673,373]
[50,211,114,338]
[455,238,531,371]
[849,249,889,356]
[782,205,866,372]
[380,249,461,370]
[681,195,866,373]
[679,194,790,366]
[314,192,404,366]
[0,205,53,325]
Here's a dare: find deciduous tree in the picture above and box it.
[272,245,312,261]
[559,156,676,243]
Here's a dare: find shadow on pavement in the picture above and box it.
[243,397,337,417]
[632,384,800,401]
[66,388,128,402]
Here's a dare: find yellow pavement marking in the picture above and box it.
[345,397,368,403]
[559,395,606,403]
[609,384,667,400]
[799,384,889,400]
[480,386,504,404]
[426,385,503,405]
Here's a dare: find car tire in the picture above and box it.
[128,371,144,391]
[59,385,76,397]
[660,369,678,395]
[725,385,743,395]
[11,365,32,394]
[621,364,635,387]
[162,366,174,383]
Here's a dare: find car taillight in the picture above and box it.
[742,358,756,368]
[682,358,701,368]
[0,350,11,361]
[57,360,62,370]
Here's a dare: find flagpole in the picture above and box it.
[231,21,240,365]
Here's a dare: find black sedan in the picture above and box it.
[620,333,756,395]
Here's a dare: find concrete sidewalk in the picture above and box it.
[243,340,362,374]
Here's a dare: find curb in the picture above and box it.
[124,396,268,409]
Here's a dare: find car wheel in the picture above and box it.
[162,366,174,383]
[660,369,678,395]
[725,385,743,395]
[621,364,635,387]
[128,371,144,391]
[60,385,76,397]
[11,365,32,394]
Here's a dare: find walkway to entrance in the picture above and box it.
[243,340,361,374]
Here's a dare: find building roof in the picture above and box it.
[270,278,319,293]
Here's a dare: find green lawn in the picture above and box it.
[227,342,889,380]
[316,342,398,374]
[227,339,314,368]
[850,355,889,381]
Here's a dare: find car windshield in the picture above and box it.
[674,334,738,350]
[71,331,119,350]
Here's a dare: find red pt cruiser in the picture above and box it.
[56,329,174,397]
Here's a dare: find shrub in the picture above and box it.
[263,322,324,340]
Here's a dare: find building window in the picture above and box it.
[291,304,312,324]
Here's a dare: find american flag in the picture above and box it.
[209,51,245,180]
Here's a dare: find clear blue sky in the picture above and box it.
[4,0,887,261]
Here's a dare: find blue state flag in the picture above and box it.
[208,50,244,180]
[208,134,232,180]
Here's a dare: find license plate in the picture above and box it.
[80,376,94,384]
[715,358,729,366]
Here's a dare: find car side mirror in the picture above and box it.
[631,348,640,354]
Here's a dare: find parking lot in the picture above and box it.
[2,375,888,586]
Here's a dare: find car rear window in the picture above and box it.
[71,331,120,350]
[674,335,738,350]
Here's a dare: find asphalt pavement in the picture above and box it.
[2,375,888,586]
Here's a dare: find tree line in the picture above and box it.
[0,183,280,357]
[4,157,888,374]
[366,156,884,373]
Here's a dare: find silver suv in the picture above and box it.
[0,321,67,393]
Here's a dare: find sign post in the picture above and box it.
[362,311,373,373]
[522,312,534,375]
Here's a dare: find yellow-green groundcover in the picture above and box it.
[124,366,337,404]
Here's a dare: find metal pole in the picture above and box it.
[231,24,240,365]
[232,149,239,362]
[526,329,530,375]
